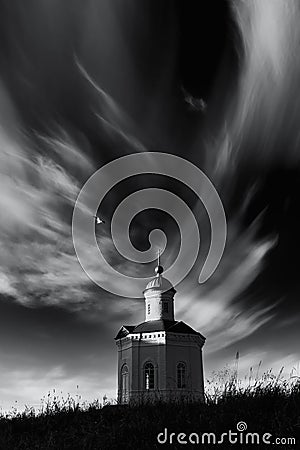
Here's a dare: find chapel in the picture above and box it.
[115,261,205,403]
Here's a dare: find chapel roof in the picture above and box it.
[114,320,205,340]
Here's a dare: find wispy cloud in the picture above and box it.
[177,212,278,352]
[0,81,110,307]
[181,0,300,354]
[0,71,154,311]
[206,0,300,180]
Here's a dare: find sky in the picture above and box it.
[0,0,300,411]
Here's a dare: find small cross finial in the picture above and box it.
[155,248,164,275]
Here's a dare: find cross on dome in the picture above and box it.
[155,248,164,276]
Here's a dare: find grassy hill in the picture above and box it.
[0,378,299,449]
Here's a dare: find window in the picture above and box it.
[121,364,129,403]
[144,362,154,390]
[148,304,150,315]
[162,302,168,313]
[177,362,186,389]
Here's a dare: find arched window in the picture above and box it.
[144,362,154,390]
[177,362,186,389]
[121,364,129,402]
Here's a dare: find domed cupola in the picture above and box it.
[144,265,175,293]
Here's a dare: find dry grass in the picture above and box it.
[0,369,299,449]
